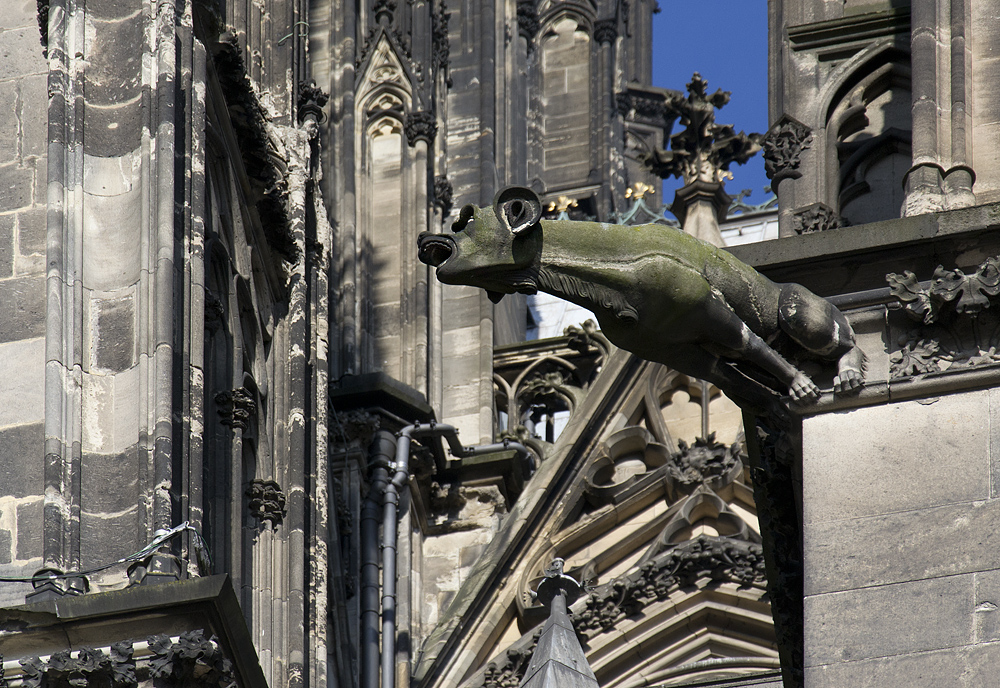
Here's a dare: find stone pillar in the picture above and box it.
[670,181,730,247]
[904,0,976,215]
[41,0,183,595]
[761,249,1000,686]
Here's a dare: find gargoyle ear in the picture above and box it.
[493,186,542,235]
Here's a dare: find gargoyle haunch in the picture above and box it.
[418,186,864,411]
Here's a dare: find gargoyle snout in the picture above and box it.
[417,232,455,267]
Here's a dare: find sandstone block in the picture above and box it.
[802,392,989,524]
[804,574,974,667]
[805,500,1000,595]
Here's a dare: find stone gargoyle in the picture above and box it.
[417,186,864,411]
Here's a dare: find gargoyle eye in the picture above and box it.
[452,205,475,233]
[506,200,526,227]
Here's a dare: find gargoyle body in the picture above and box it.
[418,187,864,410]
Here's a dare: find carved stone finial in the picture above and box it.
[593,19,618,45]
[404,111,437,147]
[792,202,846,235]
[643,73,763,185]
[535,558,584,607]
[762,115,812,187]
[247,479,287,525]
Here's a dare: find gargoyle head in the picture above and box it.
[417,186,543,303]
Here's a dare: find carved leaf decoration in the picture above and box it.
[887,269,936,323]
[890,337,942,377]
[19,657,46,688]
[931,258,1000,316]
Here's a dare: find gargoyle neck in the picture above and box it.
[535,234,639,326]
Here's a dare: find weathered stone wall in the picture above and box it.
[0,0,49,601]
[802,390,1000,685]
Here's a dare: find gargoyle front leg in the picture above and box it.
[699,294,820,401]
[665,343,786,414]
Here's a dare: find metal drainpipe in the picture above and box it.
[380,422,530,688]
[362,431,395,688]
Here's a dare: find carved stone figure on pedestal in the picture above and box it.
[418,187,865,411]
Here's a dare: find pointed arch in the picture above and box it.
[817,41,912,224]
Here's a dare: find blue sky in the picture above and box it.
[651,1,770,204]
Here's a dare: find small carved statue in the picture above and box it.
[418,186,864,411]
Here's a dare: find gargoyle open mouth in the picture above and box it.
[417,233,455,267]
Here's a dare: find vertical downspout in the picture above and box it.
[376,423,531,688]
[381,428,413,688]
[361,431,395,688]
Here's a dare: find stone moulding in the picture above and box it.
[747,419,802,688]
[887,256,1000,379]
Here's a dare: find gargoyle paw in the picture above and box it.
[790,373,820,402]
[833,369,863,395]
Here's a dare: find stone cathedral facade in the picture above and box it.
[1,0,997,687]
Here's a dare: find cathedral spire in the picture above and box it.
[519,560,599,688]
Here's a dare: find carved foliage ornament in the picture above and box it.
[573,535,766,637]
[762,116,812,184]
[666,433,742,488]
[12,634,232,688]
[404,111,438,146]
[593,19,618,45]
[516,1,540,42]
[434,175,454,216]
[792,202,846,234]
[212,32,297,261]
[482,630,541,688]
[148,631,236,687]
[215,387,256,430]
[887,257,1000,378]
[432,1,451,72]
[888,257,1000,324]
[247,479,287,525]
